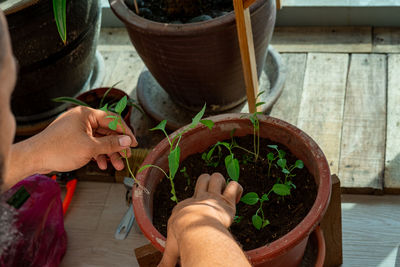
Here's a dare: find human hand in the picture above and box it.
[33,106,137,173]
[158,172,243,267]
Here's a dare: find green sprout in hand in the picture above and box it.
[138,104,214,203]
[101,96,148,194]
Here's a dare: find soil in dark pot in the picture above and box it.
[5,0,101,123]
[109,0,276,112]
[133,114,331,267]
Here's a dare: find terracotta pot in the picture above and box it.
[109,0,276,112]
[6,0,101,122]
[76,87,133,131]
[133,114,331,267]
[314,226,326,267]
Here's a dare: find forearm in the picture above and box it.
[178,219,250,267]
[3,135,46,191]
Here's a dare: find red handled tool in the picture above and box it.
[51,172,77,216]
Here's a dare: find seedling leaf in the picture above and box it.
[268,145,278,150]
[52,97,90,107]
[115,96,127,114]
[108,119,118,130]
[240,192,259,205]
[257,90,265,97]
[168,146,180,179]
[282,168,290,174]
[277,158,287,169]
[278,150,286,159]
[255,101,266,107]
[267,152,274,161]
[190,104,206,128]
[100,104,108,112]
[53,0,67,44]
[295,160,304,169]
[200,119,214,130]
[262,219,270,228]
[171,195,177,202]
[261,194,269,201]
[151,120,167,132]
[225,155,239,181]
[252,214,262,230]
[272,183,291,196]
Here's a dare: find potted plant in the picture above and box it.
[2,0,102,130]
[109,0,276,113]
[132,108,331,266]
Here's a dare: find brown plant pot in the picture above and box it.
[109,0,276,112]
[76,87,133,132]
[132,114,331,267]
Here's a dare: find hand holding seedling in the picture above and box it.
[6,106,137,185]
[158,172,250,267]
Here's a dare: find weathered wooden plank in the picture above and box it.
[341,194,400,267]
[339,54,386,192]
[269,53,307,125]
[385,54,400,193]
[271,27,372,53]
[297,53,348,175]
[98,28,134,52]
[373,27,400,53]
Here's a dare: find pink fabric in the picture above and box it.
[0,175,67,267]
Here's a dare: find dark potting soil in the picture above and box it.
[153,135,318,251]
[124,0,234,23]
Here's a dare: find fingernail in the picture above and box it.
[118,135,131,147]
[131,135,138,146]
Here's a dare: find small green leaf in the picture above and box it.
[268,145,278,150]
[267,152,274,161]
[168,146,180,179]
[225,155,239,181]
[240,192,259,205]
[261,194,269,201]
[100,104,108,112]
[234,215,243,223]
[170,195,177,202]
[255,101,266,107]
[282,168,290,174]
[115,96,128,114]
[52,97,91,107]
[206,145,217,161]
[262,219,270,228]
[180,167,186,173]
[249,115,256,125]
[105,115,117,119]
[257,90,265,97]
[150,120,167,132]
[272,183,291,196]
[137,164,153,174]
[200,119,214,130]
[217,142,231,151]
[190,104,206,128]
[108,119,118,130]
[277,158,287,169]
[286,181,296,189]
[53,0,67,44]
[295,160,304,169]
[252,214,262,230]
[278,150,286,159]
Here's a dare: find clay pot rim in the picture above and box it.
[109,0,267,36]
[133,113,331,263]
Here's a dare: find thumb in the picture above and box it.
[92,135,132,155]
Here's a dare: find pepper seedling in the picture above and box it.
[138,104,214,203]
[240,192,270,230]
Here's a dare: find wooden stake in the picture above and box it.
[233,0,260,113]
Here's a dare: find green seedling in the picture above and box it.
[233,215,243,224]
[138,104,214,203]
[180,166,191,187]
[240,192,270,230]
[102,96,148,194]
[202,141,240,182]
[266,144,286,179]
[249,91,266,162]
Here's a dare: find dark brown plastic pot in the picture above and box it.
[133,114,331,267]
[76,87,133,131]
[109,0,276,112]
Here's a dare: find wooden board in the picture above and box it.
[341,194,400,267]
[385,54,400,193]
[297,53,348,175]
[269,53,307,125]
[271,27,372,53]
[373,27,400,53]
[339,54,387,192]
[98,28,134,52]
